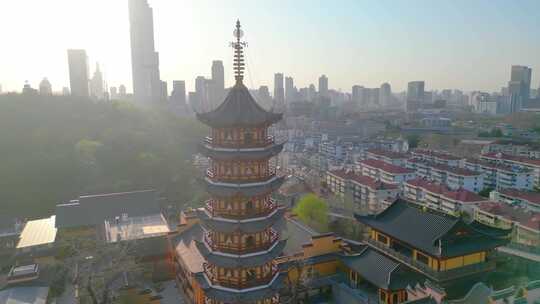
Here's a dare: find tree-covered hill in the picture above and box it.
[0,94,207,218]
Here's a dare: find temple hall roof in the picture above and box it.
[196,82,282,128]
[355,199,510,257]
[341,246,425,291]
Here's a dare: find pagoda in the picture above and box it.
[194,20,287,304]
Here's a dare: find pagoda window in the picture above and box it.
[392,293,398,303]
[245,132,253,144]
[245,235,255,247]
[246,269,256,281]
[245,166,253,176]
[225,165,232,176]
[246,200,253,211]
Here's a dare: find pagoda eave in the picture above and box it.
[199,142,284,160]
[201,175,285,198]
[195,272,285,304]
[197,207,285,233]
[195,239,287,268]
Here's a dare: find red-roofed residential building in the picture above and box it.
[464,158,534,191]
[490,189,540,213]
[349,174,400,214]
[406,159,484,192]
[405,178,489,215]
[357,159,416,186]
[326,169,354,198]
[365,149,409,167]
[326,170,400,213]
[410,149,463,167]
[480,152,540,188]
[475,201,539,248]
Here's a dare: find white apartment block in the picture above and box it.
[464,158,533,191]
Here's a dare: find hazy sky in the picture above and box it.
[1,0,539,93]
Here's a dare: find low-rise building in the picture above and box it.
[464,158,533,190]
[365,149,409,166]
[349,174,400,214]
[480,152,540,188]
[405,178,488,215]
[357,159,416,186]
[490,188,540,212]
[15,216,57,265]
[474,201,539,249]
[326,169,352,198]
[407,159,483,192]
[410,149,462,167]
[355,200,511,290]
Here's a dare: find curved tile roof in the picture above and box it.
[202,176,285,198]
[198,207,285,233]
[199,142,284,160]
[195,239,286,268]
[196,83,282,128]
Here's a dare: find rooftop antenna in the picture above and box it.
[230,19,247,85]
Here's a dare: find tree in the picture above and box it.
[282,258,317,304]
[407,134,421,149]
[293,194,329,231]
[478,187,494,198]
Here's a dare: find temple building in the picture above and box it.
[176,20,286,304]
[355,200,511,291]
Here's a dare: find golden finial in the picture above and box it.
[230,19,247,84]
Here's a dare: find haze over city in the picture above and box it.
[2,1,540,304]
[1,0,540,92]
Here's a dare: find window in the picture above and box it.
[377,234,388,244]
[416,252,429,265]
[245,132,253,144]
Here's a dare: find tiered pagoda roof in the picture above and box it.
[197,207,285,233]
[202,175,285,198]
[199,141,284,160]
[196,82,282,128]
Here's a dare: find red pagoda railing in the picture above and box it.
[204,229,279,255]
[205,199,277,219]
[203,262,279,289]
[205,166,276,183]
[204,136,275,148]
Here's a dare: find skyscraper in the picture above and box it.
[211,60,225,93]
[90,63,104,100]
[170,80,186,106]
[110,86,118,99]
[285,76,294,103]
[128,0,163,105]
[508,65,532,109]
[39,78,52,96]
[257,85,272,109]
[380,82,391,106]
[273,73,284,107]
[406,81,425,112]
[67,49,89,97]
[119,85,127,97]
[318,74,328,98]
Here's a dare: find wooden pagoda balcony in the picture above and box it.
[203,262,279,289]
[204,229,280,255]
[366,238,496,282]
[204,136,275,149]
[206,167,276,183]
[205,199,277,219]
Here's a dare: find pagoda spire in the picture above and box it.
[231,19,247,84]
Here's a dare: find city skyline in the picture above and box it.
[1,0,540,93]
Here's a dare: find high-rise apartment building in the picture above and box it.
[89,63,104,100]
[508,65,532,110]
[128,0,163,105]
[319,74,328,98]
[406,81,425,112]
[285,76,295,103]
[380,83,392,106]
[170,80,186,106]
[39,78,52,96]
[273,73,284,107]
[67,49,89,97]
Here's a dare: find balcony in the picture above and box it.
[203,262,279,289]
[205,199,277,219]
[206,167,276,183]
[204,229,280,255]
[366,238,496,282]
[205,136,275,149]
